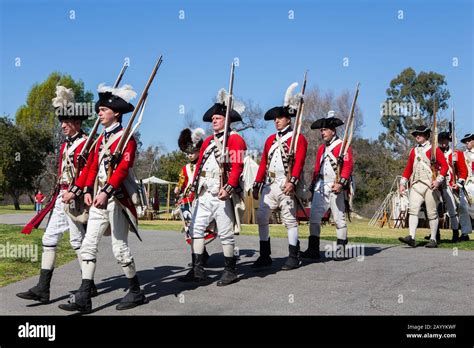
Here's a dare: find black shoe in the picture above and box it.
[16,269,53,303]
[282,242,301,270]
[251,239,272,269]
[70,280,98,297]
[399,235,416,247]
[425,239,438,248]
[300,236,321,259]
[424,234,431,240]
[216,257,238,286]
[58,279,92,313]
[179,253,207,282]
[116,276,148,310]
[451,229,459,243]
[459,234,470,242]
[333,239,349,261]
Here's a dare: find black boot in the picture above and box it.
[398,235,416,247]
[251,239,272,269]
[58,279,92,313]
[187,248,210,267]
[70,279,98,297]
[16,269,53,303]
[436,228,441,242]
[459,234,470,242]
[216,257,238,286]
[333,239,349,261]
[179,253,207,282]
[300,236,321,259]
[451,229,459,243]
[282,241,301,270]
[116,276,148,310]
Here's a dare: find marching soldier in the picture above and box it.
[59,83,147,313]
[179,88,247,286]
[17,86,96,303]
[252,83,308,270]
[306,111,354,261]
[176,127,215,265]
[436,132,468,242]
[458,133,474,241]
[398,125,449,248]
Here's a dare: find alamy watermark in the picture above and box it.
[324,242,365,261]
[0,242,38,262]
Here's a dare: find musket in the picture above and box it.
[107,55,163,180]
[431,98,438,181]
[335,82,359,184]
[451,107,473,204]
[77,62,128,172]
[219,62,235,189]
[287,70,308,182]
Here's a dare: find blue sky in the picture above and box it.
[1,0,472,152]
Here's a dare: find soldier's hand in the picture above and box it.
[332,183,343,193]
[84,193,93,206]
[93,191,109,209]
[62,192,75,204]
[399,185,406,195]
[283,182,295,196]
[252,187,259,200]
[431,180,441,190]
[218,188,230,201]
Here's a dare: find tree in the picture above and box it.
[15,72,95,149]
[0,117,53,209]
[379,67,450,156]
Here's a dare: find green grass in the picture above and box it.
[139,218,474,250]
[0,224,77,287]
[0,204,35,215]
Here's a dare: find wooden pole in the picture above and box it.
[166,183,171,221]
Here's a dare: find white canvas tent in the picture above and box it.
[138,176,177,219]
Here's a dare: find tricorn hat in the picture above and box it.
[264,82,301,120]
[202,88,245,123]
[461,133,474,144]
[95,83,136,115]
[437,131,452,142]
[310,110,344,130]
[411,125,431,137]
[52,86,91,121]
[178,128,206,154]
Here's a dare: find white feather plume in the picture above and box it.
[216,88,228,105]
[52,85,75,108]
[97,83,137,103]
[284,82,301,111]
[232,100,246,114]
[327,110,336,118]
[215,88,245,114]
[191,127,205,145]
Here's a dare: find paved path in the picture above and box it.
[1,216,473,315]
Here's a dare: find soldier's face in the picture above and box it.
[187,152,198,161]
[439,139,450,150]
[320,128,336,142]
[415,134,427,144]
[467,140,474,150]
[98,106,120,127]
[212,115,225,133]
[274,116,291,131]
[61,119,81,136]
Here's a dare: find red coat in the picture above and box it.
[177,164,195,204]
[73,129,137,216]
[192,133,247,189]
[254,133,308,184]
[312,141,353,182]
[57,137,87,181]
[35,193,45,203]
[445,150,468,186]
[402,146,449,181]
